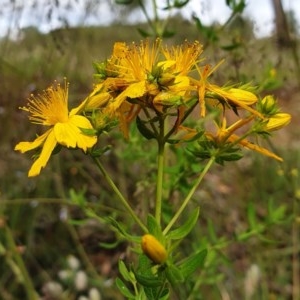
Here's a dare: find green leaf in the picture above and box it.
[135,273,164,287]
[158,289,170,300]
[161,29,175,38]
[137,254,153,275]
[192,15,203,31]
[99,240,122,249]
[90,145,112,157]
[163,0,189,9]
[178,249,207,279]
[79,127,97,136]
[217,151,243,163]
[136,116,156,140]
[115,278,135,299]
[220,43,241,51]
[192,15,219,42]
[237,229,261,241]
[247,202,257,229]
[147,214,164,242]
[137,28,153,38]
[118,260,133,283]
[69,188,87,207]
[226,0,246,13]
[105,217,141,243]
[114,0,134,4]
[165,264,184,285]
[166,207,199,240]
[207,219,218,243]
[267,198,286,223]
[174,0,190,8]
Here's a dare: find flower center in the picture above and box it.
[24,82,69,126]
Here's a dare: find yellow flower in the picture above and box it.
[105,39,203,114]
[161,40,203,76]
[15,80,97,177]
[141,234,168,264]
[102,40,162,116]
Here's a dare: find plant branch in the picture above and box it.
[163,156,215,235]
[92,157,148,233]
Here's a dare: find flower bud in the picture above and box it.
[141,234,168,264]
[227,88,258,105]
[158,73,175,86]
[260,95,277,115]
[265,113,291,131]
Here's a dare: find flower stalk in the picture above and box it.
[155,116,166,226]
[92,157,148,233]
[163,156,216,235]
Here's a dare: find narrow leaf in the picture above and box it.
[118,260,132,282]
[166,207,199,240]
[147,214,164,241]
[178,249,207,279]
[135,273,164,287]
[106,217,141,243]
[136,116,156,140]
[115,278,135,298]
[165,264,184,286]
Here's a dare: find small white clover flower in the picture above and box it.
[75,270,88,291]
[244,264,261,300]
[78,296,89,300]
[89,287,102,300]
[42,281,63,298]
[67,254,80,270]
[58,269,73,281]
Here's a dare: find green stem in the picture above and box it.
[155,116,166,226]
[5,225,39,300]
[92,157,148,233]
[151,0,160,37]
[138,0,156,35]
[155,140,165,225]
[163,156,215,235]
[66,222,102,280]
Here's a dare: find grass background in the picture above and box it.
[0,14,299,300]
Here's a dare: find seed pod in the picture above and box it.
[141,234,168,264]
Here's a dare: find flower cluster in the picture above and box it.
[15,39,291,176]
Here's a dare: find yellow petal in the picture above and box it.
[123,81,147,99]
[210,85,263,118]
[227,88,258,105]
[265,113,291,131]
[54,116,97,151]
[229,134,283,161]
[157,60,176,70]
[70,84,111,115]
[112,42,128,58]
[28,130,57,177]
[15,130,51,153]
[108,81,146,113]
[153,91,182,106]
